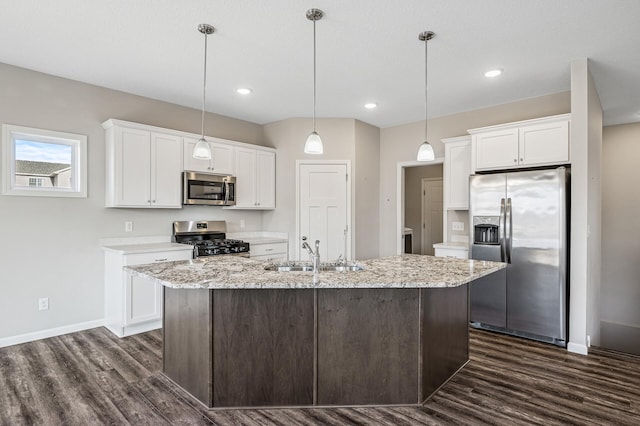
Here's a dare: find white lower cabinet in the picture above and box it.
[250,241,288,262]
[104,245,192,337]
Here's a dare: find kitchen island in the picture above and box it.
[126,254,504,409]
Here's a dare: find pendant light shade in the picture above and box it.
[304,8,324,155]
[417,141,435,161]
[304,131,323,154]
[193,23,215,160]
[193,137,212,160]
[417,31,435,162]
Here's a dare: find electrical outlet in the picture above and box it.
[452,221,465,231]
[38,298,49,311]
[125,221,133,232]
[240,219,246,229]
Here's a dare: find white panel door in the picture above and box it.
[298,163,349,262]
[422,179,443,256]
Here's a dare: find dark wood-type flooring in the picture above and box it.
[1,327,638,425]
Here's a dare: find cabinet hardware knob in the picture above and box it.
[513,159,517,162]
[155,258,168,262]
[520,158,523,162]
[265,248,273,252]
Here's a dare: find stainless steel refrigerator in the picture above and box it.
[469,167,569,346]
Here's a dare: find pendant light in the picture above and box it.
[304,8,324,154]
[416,31,435,162]
[193,23,215,160]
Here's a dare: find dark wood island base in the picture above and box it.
[162,284,469,409]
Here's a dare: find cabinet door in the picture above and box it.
[115,127,151,206]
[445,140,471,209]
[210,142,235,175]
[256,151,276,209]
[234,147,257,207]
[124,250,192,327]
[125,273,163,325]
[151,133,183,208]
[519,120,569,166]
[474,129,519,171]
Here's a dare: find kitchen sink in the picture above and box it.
[264,262,364,272]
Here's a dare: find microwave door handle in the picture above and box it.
[223,181,230,205]
[499,198,506,262]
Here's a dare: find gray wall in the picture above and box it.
[569,59,603,352]
[262,117,381,261]
[0,63,266,340]
[601,122,640,355]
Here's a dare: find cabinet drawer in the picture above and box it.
[434,247,468,259]
[124,250,192,266]
[250,242,288,257]
[251,253,288,263]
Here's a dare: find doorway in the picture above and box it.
[397,160,444,254]
[296,160,351,261]
[421,178,443,255]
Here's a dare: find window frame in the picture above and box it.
[2,124,87,198]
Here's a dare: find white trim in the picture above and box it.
[396,158,444,255]
[567,341,589,356]
[296,160,352,261]
[0,319,105,348]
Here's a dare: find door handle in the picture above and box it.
[223,181,230,205]
[499,198,506,262]
[505,198,512,264]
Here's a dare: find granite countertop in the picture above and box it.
[125,254,504,290]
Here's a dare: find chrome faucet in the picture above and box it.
[302,236,320,273]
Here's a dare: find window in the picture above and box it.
[2,124,87,197]
[28,177,43,187]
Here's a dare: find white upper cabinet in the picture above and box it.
[442,136,471,210]
[183,137,235,175]
[104,120,182,208]
[229,147,276,210]
[470,114,570,172]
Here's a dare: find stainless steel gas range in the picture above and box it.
[172,220,250,258]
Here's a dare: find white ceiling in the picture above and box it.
[2,0,640,128]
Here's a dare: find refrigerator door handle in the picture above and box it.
[499,198,506,262]
[505,197,513,263]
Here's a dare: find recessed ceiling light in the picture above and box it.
[236,88,252,95]
[364,103,377,109]
[484,69,503,78]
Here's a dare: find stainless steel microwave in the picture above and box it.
[183,171,236,206]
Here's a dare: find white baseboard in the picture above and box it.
[567,341,589,355]
[0,319,105,348]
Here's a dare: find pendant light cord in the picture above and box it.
[201,31,208,139]
[312,18,317,133]
[424,36,428,142]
